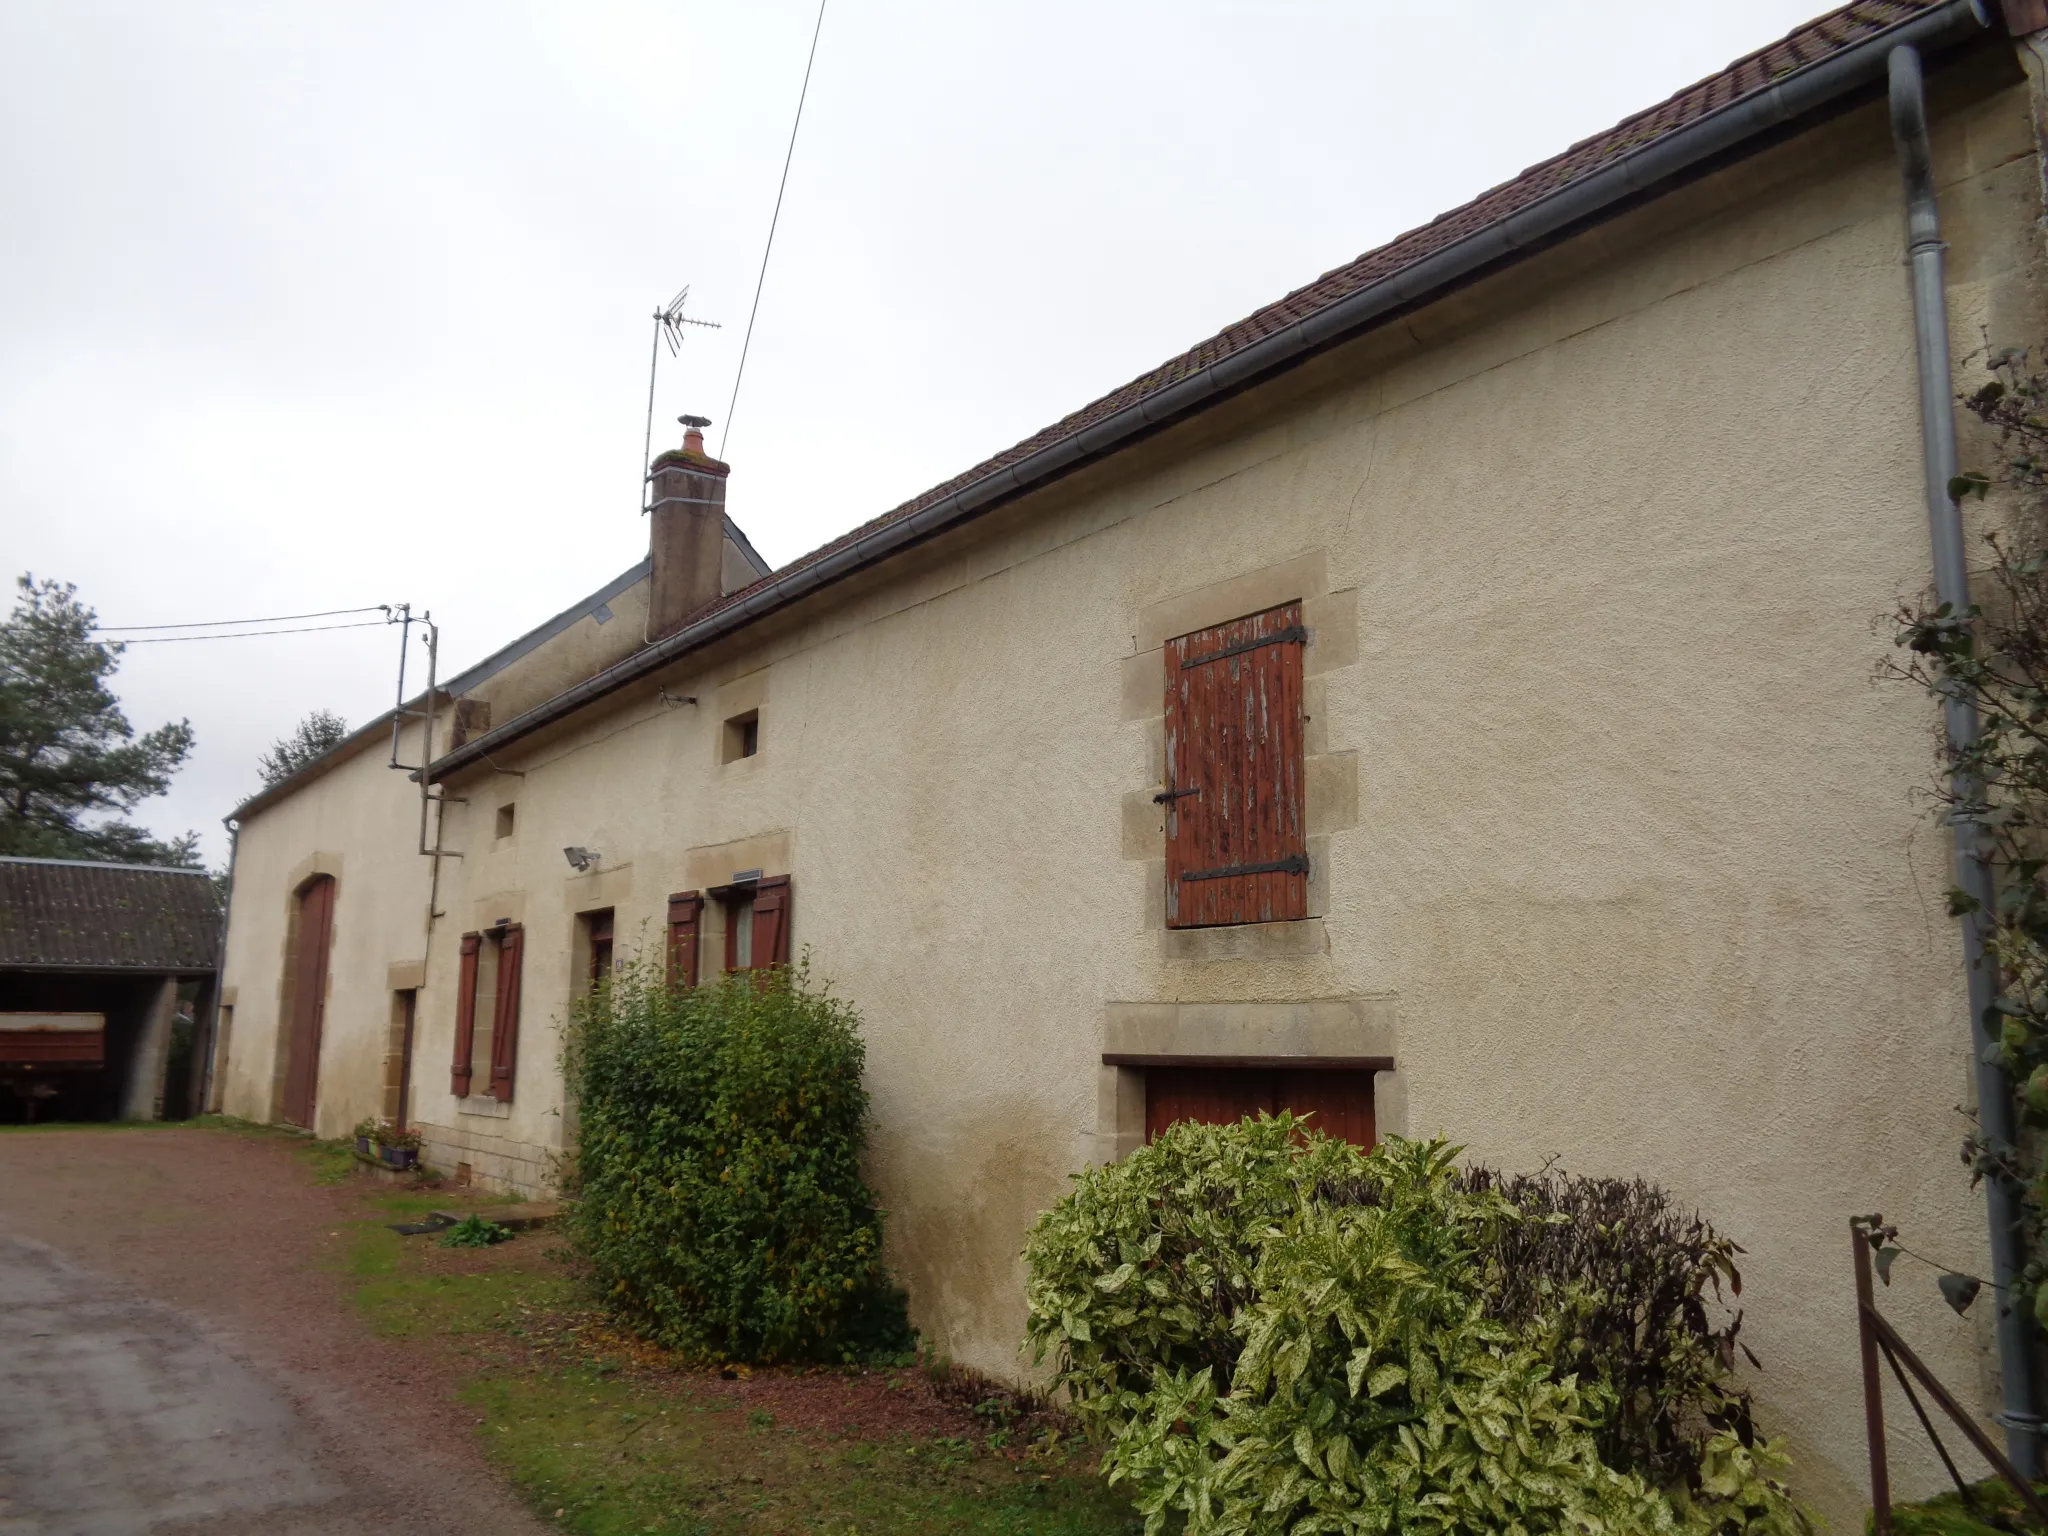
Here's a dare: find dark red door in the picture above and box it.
[281,876,335,1128]
[1144,1066,1376,1149]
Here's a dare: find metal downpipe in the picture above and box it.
[1889,41,2042,1474]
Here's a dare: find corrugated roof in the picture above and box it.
[0,857,221,973]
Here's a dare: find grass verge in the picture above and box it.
[334,1183,1137,1535]
[469,1369,1136,1536]
[1881,1479,2048,1534]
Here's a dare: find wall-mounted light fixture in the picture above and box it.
[563,846,599,873]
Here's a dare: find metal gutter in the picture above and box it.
[1888,39,2041,1473]
[431,0,1993,783]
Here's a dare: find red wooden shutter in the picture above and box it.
[667,891,703,988]
[751,876,791,967]
[1163,601,1307,927]
[450,931,481,1096]
[488,924,524,1101]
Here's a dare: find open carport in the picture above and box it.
[0,857,221,1123]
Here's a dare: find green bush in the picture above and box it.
[1024,1119,1809,1535]
[1469,1164,1765,1500]
[566,957,912,1364]
[1880,1479,2048,1534]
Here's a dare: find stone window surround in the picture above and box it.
[1102,551,1396,1161]
[1096,998,1402,1163]
[382,959,424,1125]
[455,890,524,1119]
[715,669,769,773]
[1120,549,1361,961]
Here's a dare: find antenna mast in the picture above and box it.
[642,286,723,514]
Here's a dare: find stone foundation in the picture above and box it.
[414,1119,554,1196]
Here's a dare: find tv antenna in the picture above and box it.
[641,285,722,514]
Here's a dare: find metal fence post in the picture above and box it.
[1856,1223,1894,1534]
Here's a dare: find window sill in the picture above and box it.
[456,1095,512,1119]
[1161,916,1326,962]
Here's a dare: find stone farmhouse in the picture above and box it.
[213,1,2048,1512]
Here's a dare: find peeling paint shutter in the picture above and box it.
[751,876,791,967]
[451,931,481,1096]
[488,924,524,1101]
[1163,600,1307,927]
[667,891,703,988]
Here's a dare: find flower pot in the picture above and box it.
[377,1144,417,1169]
[355,1136,372,1157]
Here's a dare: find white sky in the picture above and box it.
[2,0,1833,866]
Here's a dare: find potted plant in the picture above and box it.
[351,1116,379,1159]
[374,1123,421,1169]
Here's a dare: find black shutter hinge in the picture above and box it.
[1180,624,1308,669]
[1178,853,1310,882]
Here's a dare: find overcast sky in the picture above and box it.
[2,0,1833,866]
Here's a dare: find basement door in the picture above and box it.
[281,876,335,1128]
[1144,1067,1376,1148]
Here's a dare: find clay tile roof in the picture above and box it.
[425,0,1974,783]
[0,858,221,972]
[739,0,1941,600]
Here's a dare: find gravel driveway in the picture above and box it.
[0,1127,549,1536]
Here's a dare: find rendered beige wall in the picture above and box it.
[226,54,2044,1522]
[454,574,651,734]
[451,530,764,738]
[217,715,435,1138]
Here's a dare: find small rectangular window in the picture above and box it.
[722,710,760,763]
[494,802,516,839]
[723,889,756,972]
[711,874,792,974]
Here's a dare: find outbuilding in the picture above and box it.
[0,857,221,1123]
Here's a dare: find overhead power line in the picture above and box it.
[720,0,828,462]
[97,605,390,633]
[113,619,394,645]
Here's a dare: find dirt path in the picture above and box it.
[0,1127,550,1536]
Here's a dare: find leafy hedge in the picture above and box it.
[1881,1479,2048,1535]
[565,957,912,1363]
[1470,1163,1764,1501]
[1024,1119,1809,1535]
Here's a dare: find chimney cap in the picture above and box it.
[678,414,712,430]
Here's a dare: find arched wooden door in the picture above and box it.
[281,875,335,1128]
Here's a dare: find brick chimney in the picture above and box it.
[646,414,728,641]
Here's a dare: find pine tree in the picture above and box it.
[0,575,198,866]
[257,709,350,787]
